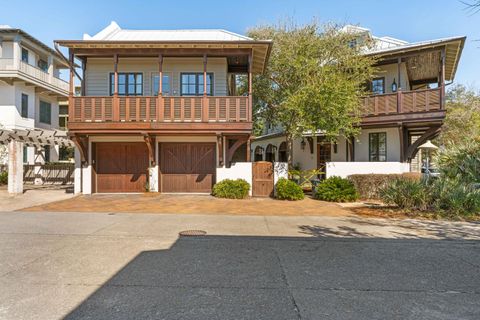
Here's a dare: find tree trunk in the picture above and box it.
[286,134,294,168]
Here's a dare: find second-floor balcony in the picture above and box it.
[68,95,252,132]
[361,87,444,124]
[0,58,69,95]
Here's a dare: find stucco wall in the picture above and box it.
[354,127,400,162]
[216,162,253,196]
[85,57,228,96]
[326,162,410,178]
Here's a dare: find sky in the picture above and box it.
[1,0,478,88]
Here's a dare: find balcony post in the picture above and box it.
[248,52,253,122]
[202,54,208,122]
[81,58,86,96]
[68,49,74,122]
[113,54,119,121]
[440,48,446,109]
[396,57,402,114]
[158,54,164,121]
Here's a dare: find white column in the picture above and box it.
[148,166,159,192]
[8,140,23,194]
[12,36,21,69]
[74,148,82,194]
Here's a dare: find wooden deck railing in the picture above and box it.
[70,96,251,123]
[361,88,442,117]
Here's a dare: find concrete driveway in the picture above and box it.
[0,185,74,211]
[0,210,479,320]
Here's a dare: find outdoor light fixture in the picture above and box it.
[301,139,306,150]
[391,78,398,92]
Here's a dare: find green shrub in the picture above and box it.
[0,171,7,185]
[431,178,480,217]
[349,173,421,199]
[212,179,250,199]
[275,178,304,200]
[315,176,359,202]
[379,178,431,211]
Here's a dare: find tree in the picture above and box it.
[437,84,480,145]
[247,21,376,165]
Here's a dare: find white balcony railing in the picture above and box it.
[0,58,69,93]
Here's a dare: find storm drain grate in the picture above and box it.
[179,230,207,237]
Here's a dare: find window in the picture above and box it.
[180,73,213,96]
[109,73,143,96]
[369,132,387,162]
[21,48,29,63]
[38,59,48,72]
[348,39,358,49]
[152,74,171,95]
[21,94,28,118]
[39,100,51,124]
[59,105,68,130]
[371,77,385,95]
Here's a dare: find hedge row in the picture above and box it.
[348,172,421,200]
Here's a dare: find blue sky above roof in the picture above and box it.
[0,0,477,88]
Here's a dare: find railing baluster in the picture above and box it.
[236,98,240,121]
[136,97,140,121]
[101,98,105,121]
[125,98,130,121]
[216,98,220,121]
[170,97,175,121]
[180,98,185,121]
[146,97,150,121]
[80,98,85,122]
[91,98,96,121]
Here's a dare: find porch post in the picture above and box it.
[68,49,75,121]
[398,124,405,163]
[113,54,119,121]
[246,136,251,162]
[396,57,402,113]
[248,52,253,122]
[202,54,208,121]
[440,48,446,109]
[158,54,164,121]
[81,58,86,96]
[7,140,23,194]
[217,134,224,167]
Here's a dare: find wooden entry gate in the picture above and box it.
[252,161,274,197]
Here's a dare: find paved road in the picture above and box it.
[0,211,479,319]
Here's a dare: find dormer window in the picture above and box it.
[21,48,29,63]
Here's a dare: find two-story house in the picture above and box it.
[0,25,69,165]
[56,22,271,194]
[252,25,465,178]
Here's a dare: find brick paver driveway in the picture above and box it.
[22,193,353,216]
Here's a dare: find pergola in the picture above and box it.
[0,128,74,194]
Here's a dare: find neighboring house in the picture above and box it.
[0,25,69,165]
[252,25,466,178]
[56,21,271,194]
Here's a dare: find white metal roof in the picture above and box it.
[83,21,253,42]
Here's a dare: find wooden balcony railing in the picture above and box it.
[361,87,442,117]
[70,96,251,123]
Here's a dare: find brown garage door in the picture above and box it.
[160,143,216,193]
[95,142,149,193]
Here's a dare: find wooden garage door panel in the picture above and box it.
[160,143,216,193]
[96,142,148,193]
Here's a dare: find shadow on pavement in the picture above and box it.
[63,234,480,320]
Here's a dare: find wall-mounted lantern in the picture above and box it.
[300,138,306,150]
[391,78,398,92]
